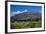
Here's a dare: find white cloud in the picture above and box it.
[11,9,28,16]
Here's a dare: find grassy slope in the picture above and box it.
[11,21,42,29]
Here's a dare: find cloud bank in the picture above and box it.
[11,9,28,16]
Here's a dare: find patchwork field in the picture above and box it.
[11,21,42,29]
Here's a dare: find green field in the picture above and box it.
[11,21,42,29]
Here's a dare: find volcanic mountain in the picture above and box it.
[11,11,41,22]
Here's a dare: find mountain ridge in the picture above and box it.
[11,11,41,22]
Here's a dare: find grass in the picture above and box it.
[11,21,42,29]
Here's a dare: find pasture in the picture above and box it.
[11,21,42,29]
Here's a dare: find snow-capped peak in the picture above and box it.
[11,9,28,16]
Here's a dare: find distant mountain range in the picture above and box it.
[11,11,41,22]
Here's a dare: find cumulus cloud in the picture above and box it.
[11,9,28,16]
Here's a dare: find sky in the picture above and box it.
[10,5,42,16]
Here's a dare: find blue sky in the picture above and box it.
[10,5,42,16]
[10,5,42,12]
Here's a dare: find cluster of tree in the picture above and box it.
[11,17,41,23]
